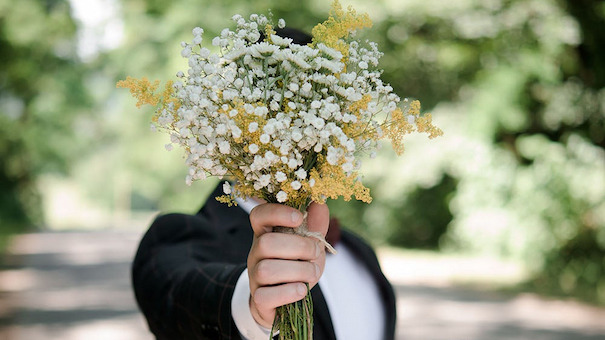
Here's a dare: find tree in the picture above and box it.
[353,0,605,302]
[0,0,92,247]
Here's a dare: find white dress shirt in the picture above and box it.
[231,198,385,339]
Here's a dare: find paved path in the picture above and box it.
[1,231,605,340]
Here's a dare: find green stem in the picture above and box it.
[271,283,313,340]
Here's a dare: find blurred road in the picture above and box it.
[1,231,605,340]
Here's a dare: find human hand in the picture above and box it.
[247,202,329,328]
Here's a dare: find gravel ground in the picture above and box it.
[1,231,604,340]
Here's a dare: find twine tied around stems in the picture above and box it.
[273,212,337,254]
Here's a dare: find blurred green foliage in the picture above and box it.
[1,0,604,303]
[0,0,94,247]
[337,0,605,304]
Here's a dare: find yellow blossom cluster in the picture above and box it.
[116,76,179,123]
[311,0,372,60]
[116,76,160,108]
[383,100,442,155]
[309,157,371,204]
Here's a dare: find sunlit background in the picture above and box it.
[1,0,604,339]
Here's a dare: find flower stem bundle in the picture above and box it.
[117,1,442,338]
[272,283,313,340]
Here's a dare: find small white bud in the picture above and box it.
[223,181,232,194]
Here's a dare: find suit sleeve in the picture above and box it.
[132,213,246,340]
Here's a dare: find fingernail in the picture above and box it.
[314,263,320,279]
[291,211,301,223]
[296,283,307,296]
[315,242,321,258]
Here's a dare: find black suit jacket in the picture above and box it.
[132,184,397,339]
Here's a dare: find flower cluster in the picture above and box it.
[117,0,442,209]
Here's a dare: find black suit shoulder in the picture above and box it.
[132,206,252,339]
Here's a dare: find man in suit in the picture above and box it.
[132,183,396,339]
[131,28,396,339]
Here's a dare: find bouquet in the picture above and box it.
[118,1,441,338]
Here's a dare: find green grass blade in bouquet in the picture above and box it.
[117,1,442,339]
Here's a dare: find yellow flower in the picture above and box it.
[311,0,372,60]
[116,76,160,108]
[116,77,179,123]
[309,155,372,204]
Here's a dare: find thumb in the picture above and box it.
[305,202,329,237]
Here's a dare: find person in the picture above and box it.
[131,29,397,340]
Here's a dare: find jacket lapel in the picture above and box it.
[311,285,337,340]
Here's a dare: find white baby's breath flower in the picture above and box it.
[279,143,291,155]
[287,158,298,169]
[271,34,292,47]
[248,122,259,133]
[264,150,277,163]
[225,48,247,61]
[295,168,307,180]
[275,171,287,182]
[248,143,259,154]
[288,83,299,92]
[259,174,271,187]
[291,181,302,190]
[181,46,192,58]
[263,121,276,135]
[301,82,312,93]
[250,42,279,58]
[254,106,268,117]
[218,141,230,154]
[342,162,354,172]
[223,181,232,194]
[292,130,303,142]
[199,48,210,59]
[192,27,204,36]
[260,134,270,144]
[215,124,227,135]
[276,190,288,203]
[326,146,341,165]
[270,101,280,111]
[278,18,286,29]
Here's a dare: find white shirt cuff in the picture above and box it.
[231,268,275,340]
